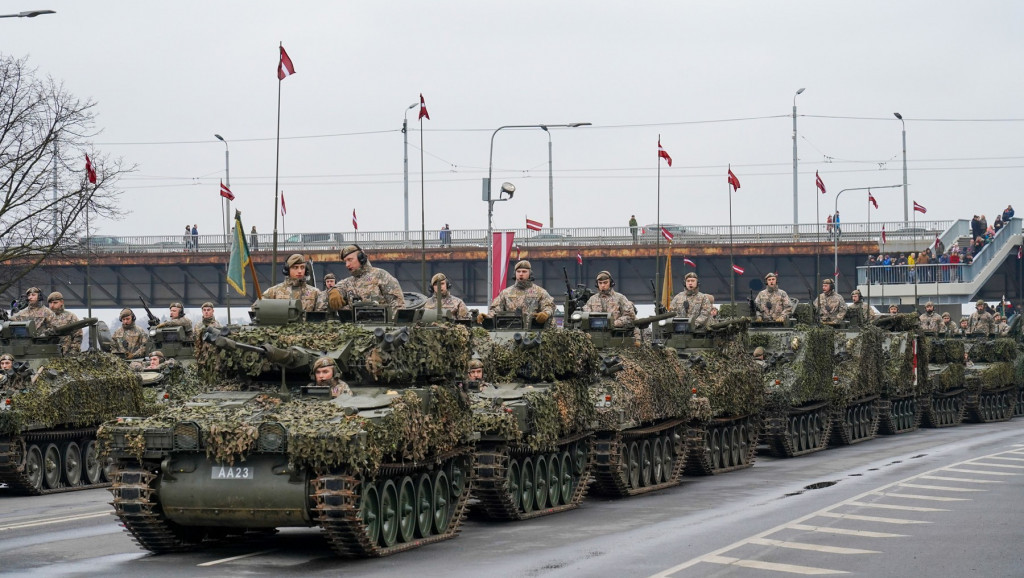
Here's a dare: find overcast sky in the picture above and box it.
[6,1,1023,239]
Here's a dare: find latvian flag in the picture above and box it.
[732,264,745,275]
[219,181,234,201]
[576,252,583,265]
[526,218,543,231]
[913,201,927,214]
[661,227,674,242]
[683,258,696,268]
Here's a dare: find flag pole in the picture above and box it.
[815,172,820,287]
[866,191,871,305]
[913,201,918,307]
[85,189,92,319]
[271,41,283,286]
[728,164,735,304]
[655,134,661,308]
[420,109,427,293]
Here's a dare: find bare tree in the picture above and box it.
[0,54,129,297]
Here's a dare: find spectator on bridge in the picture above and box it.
[865,255,877,284]
[949,249,961,282]
[184,225,193,251]
[979,214,988,236]
[191,225,199,252]
[1002,204,1014,222]
[993,216,1003,235]
[826,214,834,240]
[918,250,931,283]
[629,215,638,244]
[906,252,916,283]
[938,252,950,283]
[439,224,451,247]
[250,226,259,251]
[833,211,841,238]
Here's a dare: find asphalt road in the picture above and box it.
[2,420,1022,577]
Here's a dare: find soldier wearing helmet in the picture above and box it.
[583,270,636,328]
[812,278,847,323]
[46,291,83,355]
[480,260,555,328]
[424,273,469,320]
[11,287,55,332]
[467,358,484,381]
[314,273,338,311]
[918,301,942,333]
[754,273,792,322]
[330,246,404,317]
[848,289,876,324]
[258,254,322,312]
[938,311,955,335]
[968,299,994,335]
[111,308,150,358]
[0,353,19,390]
[157,302,193,334]
[193,302,222,341]
[311,356,350,398]
[669,272,713,329]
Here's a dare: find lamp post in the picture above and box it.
[793,87,805,235]
[402,101,417,239]
[214,134,232,323]
[485,123,589,303]
[540,123,591,233]
[0,10,55,18]
[833,184,902,287]
[894,112,908,225]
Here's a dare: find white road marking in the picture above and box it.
[787,524,907,538]
[919,475,1003,484]
[973,457,1024,464]
[901,482,986,491]
[0,511,111,531]
[704,555,849,575]
[942,468,1018,476]
[816,512,929,525]
[749,538,880,555]
[845,501,948,512]
[872,492,970,502]
[963,461,1024,469]
[197,549,277,567]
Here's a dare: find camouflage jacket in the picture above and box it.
[260,278,322,312]
[338,264,404,313]
[12,303,54,333]
[324,377,352,397]
[490,281,555,327]
[919,311,942,333]
[423,293,470,320]
[193,317,223,341]
[111,324,150,358]
[938,320,958,335]
[968,310,994,335]
[160,317,194,334]
[49,308,83,355]
[584,289,637,327]
[668,289,713,329]
[847,302,876,324]
[754,287,792,322]
[994,321,1010,336]
[813,291,847,323]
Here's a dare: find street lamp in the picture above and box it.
[485,123,589,303]
[0,10,55,18]
[792,87,805,235]
[833,184,902,286]
[540,122,591,232]
[214,134,232,323]
[402,101,417,238]
[894,112,908,225]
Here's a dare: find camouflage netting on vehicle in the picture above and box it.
[200,322,472,385]
[0,353,146,436]
[793,303,814,326]
[592,344,707,430]
[833,326,885,405]
[140,363,205,406]
[965,338,1018,363]
[963,363,1015,392]
[927,338,965,365]
[100,385,472,472]
[751,326,836,415]
[877,331,927,399]
[676,338,764,419]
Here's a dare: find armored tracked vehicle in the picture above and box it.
[0,317,146,493]
[102,298,476,557]
[961,336,1018,422]
[922,335,968,427]
[872,316,927,435]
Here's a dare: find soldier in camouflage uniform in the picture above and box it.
[813,278,847,323]
[968,299,995,335]
[314,273,337,312]
[918,301,942,333]
[0,353,28,392]
[145,350,179,371]
[754,273,792,322]
[847,289,876,324]
[424,273,470,320]
[258,254,322,312]
[482,260,555,328]
[467,359,484,381]
[938,312,956,335]
[157,302,193,334]
[993,313,1010,336]
[111,308,150,358]
[583,271,637,328]
[47,292,82,355]
[668,272,713,329]
[192,301,222,341]
[327,246,404,317]
[312,356,350,397]
[11,287,54,332]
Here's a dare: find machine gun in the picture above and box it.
[138,294,161,328]
[650,280,666,315]
[748,289,759,320]
[635,311,676,329]
[562,267,592,317]
[42,317,97,339]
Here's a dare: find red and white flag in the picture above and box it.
[491,232,516,301]
[881,225,887,244]
[576,252,583,265]
[913,201,927,214]
[85,154,97,184]
[526,218,543,231]
[515,244,521,260]
[1018,244,1022,260]
[727,168,741,192]
[658,138,672,167]
[868,191,878,209]
[280,192,287,216]
[278,45,296,80]
[732,264,745,275]
[418,93,429,121]
[683,258,696,268]
[661,227,674,242]
[352,209,358,230]
[219,181,234,201]
[934,235,941,249]
[815,171,826,195]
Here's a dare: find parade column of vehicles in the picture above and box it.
[1,289,1021,559]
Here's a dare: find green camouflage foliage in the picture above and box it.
[592,345,698,430]
[754,326,836,414]
[965,338,1018,363]
[833,325,885,405]
[678,338,764,419]
[476,329,600,383]
[878,331,927,398]
[927,338,965,364]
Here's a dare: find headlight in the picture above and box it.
[173,421,200,450]
[258,422,287,452]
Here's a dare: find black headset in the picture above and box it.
[352,244,367,266]
[282,257,312,278]
[121,310,137,323]
[595,271,615,289]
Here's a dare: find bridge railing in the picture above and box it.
[73,220,953,254]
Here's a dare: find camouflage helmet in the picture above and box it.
[752,346,765,358]
[311,356,338,380]
[683,272,698,282]
[119,308,136,321]
[468,359,484,370]
[976,299,987,307]
[201,301,215,309]
[0,353,13,363]
[821,277,835,288]
[431,272,448,287]
[47,291,64,303]
[150,350,165,360]
[764,272,777,281]
[323,273,336,282]
[340,245,360,259]
[514,260,531,271]
[851,289,862,298]
[925,301,934,307]
[25,286,41,297]
[941,312,951,319]
[596,270,612,282]
[169,302,185,317]
[285,254,305,268]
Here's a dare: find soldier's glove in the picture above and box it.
[476,313,489,325]
[533,311,550,325]
[327,288,346,311]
